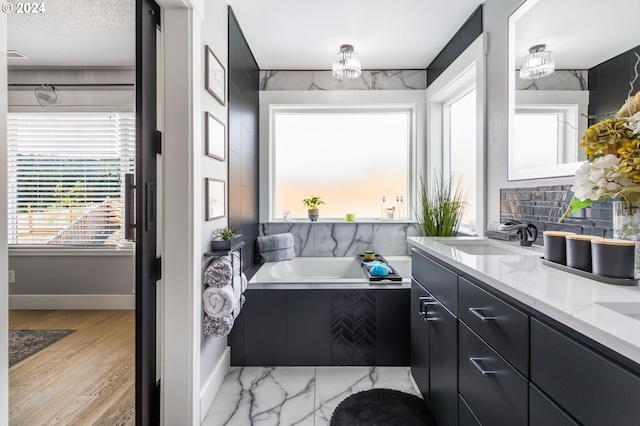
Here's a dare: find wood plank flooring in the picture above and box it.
[9,310,135,426]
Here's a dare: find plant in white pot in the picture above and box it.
[210,226,243,251]
[303,196,324,222]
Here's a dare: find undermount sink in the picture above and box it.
[595,302,640,322]
[436,238,541,256]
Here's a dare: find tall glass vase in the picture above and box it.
[612,200,640,279]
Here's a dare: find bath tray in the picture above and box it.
[356,254,403,282]
[539,257,639,286]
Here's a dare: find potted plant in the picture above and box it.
[210,226,243,251]
[411,173,467,236]
[303,196,325,221]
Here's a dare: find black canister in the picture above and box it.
[565,235,602,272]
[591,239,636,279]
[543,231,576,265]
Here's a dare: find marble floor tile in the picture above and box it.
[203,366,316,426]
[313,366,419,425]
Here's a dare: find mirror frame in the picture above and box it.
[507,0,585,181]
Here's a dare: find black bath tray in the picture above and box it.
[356,254,403,282]
[539,257,639,287]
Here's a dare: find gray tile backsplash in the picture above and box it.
[500,186,614,244]
[259,222,419,257]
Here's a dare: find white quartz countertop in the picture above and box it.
[408,236,640,366]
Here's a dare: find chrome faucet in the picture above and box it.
[499,221,538,246]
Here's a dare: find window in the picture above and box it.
[272,108,410,219]
[7,113,135,246]
[447,88,477,228]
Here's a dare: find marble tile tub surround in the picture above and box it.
[515,69,587,91]
[500,186,613,244]
[202,366,419,426]
[260,222,420,257]
[259,70,427,91]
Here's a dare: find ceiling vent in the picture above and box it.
[7,50,28,59]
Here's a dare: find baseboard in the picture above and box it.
[9,294,135,310]
[200,346,231,422]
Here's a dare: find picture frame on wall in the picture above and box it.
[206,178,225,221]
[205,112,226,161]
[205,45,225,105]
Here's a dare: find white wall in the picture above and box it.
[483,0,572,224]
[0,11,9,424]
[199,0,230,421]
[159,0,229,423]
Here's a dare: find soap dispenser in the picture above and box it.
[517,223,538,246]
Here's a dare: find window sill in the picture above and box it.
[267,219,415,224]
[9,245,135,257]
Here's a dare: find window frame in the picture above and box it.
[260,90,426,223]
[7,111,135,249]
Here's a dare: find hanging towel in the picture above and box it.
[257,233,294,252]
[203,295,246,337]
[203,256,233,287]
[258,247,296,263]
[202,285,235,318]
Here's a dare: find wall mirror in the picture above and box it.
[508,0,640,180]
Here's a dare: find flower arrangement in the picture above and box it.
[561,91,640,220]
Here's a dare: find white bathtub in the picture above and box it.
[249,256,411,289]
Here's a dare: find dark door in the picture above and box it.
[136,0,161,424]
[410,280,431,405]
[429,299,458,426]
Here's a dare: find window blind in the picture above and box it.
[7,113,135,246]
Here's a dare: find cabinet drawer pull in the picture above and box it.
[470,357,496,377]
[469,308,496,322]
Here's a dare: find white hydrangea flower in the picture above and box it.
[571,154,632,201]
[625,111,640,135]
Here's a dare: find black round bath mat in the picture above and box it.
[329,388,436,426]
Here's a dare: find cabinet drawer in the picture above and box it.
[458,277,529,376]
[529,383,579,426]
[458,394,481,426]
[459,322,528,426]
[411,248,458,314]
[531,318,640,426]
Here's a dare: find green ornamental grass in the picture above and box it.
[416,173,467,236]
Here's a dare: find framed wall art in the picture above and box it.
[205,112,226,161]
[205,45,225,105]
[206,178,225,221]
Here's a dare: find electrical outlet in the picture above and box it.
[8,270,15,284]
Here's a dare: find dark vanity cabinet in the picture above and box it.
[410,246,640,426]
[411,250,458,426]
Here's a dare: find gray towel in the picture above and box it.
[203,295,245,337]
[258,247,296,263]
[257,233,294,252]
[203,256,232,288]
[485,230,517,241]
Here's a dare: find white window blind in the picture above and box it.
[7,113,135,246]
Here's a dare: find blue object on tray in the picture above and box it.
[369,263,391,276]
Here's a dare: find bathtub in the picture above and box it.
[248,256,411,289]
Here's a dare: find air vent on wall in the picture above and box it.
[7,50,28,59]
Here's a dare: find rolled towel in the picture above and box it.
[203,256,232,288]
[240,272,248,293]
[257,233,294,252]
[202,285,235,318]
[203,314,235,337]
[258,247,296,263]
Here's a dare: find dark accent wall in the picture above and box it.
[426,5,483,87]
[228,8,259,273]
[588,45,640,124]
[500,187,614,245]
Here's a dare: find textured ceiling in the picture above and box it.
[226,0,484,70]
[7,0,135,67]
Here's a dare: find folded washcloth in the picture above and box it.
[203,256,232,288]
[257,233,294,252]
[258,247,296,263]
[363,260,383,267]
[370,263,391,276]
[202,285,235,318]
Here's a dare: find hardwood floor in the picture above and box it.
[9,310,135,426]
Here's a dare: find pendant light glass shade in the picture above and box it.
[519,44,555,80]
[332,44,361,80]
